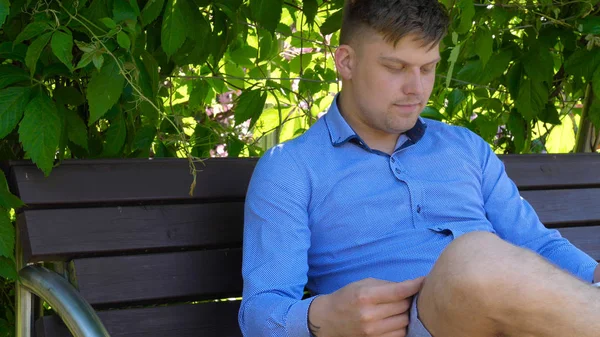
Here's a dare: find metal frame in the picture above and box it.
[16,265,111,337]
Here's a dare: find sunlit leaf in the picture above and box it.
[474,28,493,68]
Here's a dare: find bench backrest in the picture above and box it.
[5,154,600,337]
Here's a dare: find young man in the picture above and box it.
[238,1,600,336]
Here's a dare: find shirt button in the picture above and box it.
[390,157,395,163]
[395,168,401,174]
[417,205,422,213]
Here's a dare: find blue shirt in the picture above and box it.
[238,98,598,337]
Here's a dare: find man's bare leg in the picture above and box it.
[417,231,600,337]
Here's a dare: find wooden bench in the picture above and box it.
[4,154,600,337]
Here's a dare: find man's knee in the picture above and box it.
[417,231,527,336]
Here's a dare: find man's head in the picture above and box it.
[335,0,450,143]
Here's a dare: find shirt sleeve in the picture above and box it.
[477,137,598,283]
[238,145,315,337]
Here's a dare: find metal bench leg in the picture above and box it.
[16,283,33,337]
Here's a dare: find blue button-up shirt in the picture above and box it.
[238,98,598,337]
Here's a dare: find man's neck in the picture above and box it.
[337,92,400,155]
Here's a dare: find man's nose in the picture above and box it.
[403,68,425,96]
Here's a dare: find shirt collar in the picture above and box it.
[324,94,428,149]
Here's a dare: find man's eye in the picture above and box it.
[421,66,434,74]
[385,65,403,72]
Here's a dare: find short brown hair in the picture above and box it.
[340,0,450,47]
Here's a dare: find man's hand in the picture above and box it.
[307,277,424,337]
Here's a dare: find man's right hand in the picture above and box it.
[307,277,425,337]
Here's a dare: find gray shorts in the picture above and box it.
[408,282,600,337]
[407,294,433,337]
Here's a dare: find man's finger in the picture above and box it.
[365,277,425,304]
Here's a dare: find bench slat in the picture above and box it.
[72,249,242,307]
[35,301,241,337]
[557,226,600,262]
[7,158,257,208]
[522,189,600,226]
[18,203,243,263]
[501,153,600,190]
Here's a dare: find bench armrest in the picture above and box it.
[19,265,110,337]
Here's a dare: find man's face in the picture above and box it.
[339,32,440,136]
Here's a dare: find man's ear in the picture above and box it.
[335,45,355,81]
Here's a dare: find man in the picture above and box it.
[238,0,600,336]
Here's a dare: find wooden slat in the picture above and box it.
[18,203,243,263]
[500,153,600,190]
[521,188,600,226]
[557,226,600,261]
[35,301,241,337]
[7,158,257,208]
[72,249,242,307]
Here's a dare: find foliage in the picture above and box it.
[0,0,599,335]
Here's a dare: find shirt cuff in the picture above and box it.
[286,296,319,337]
[583,262,599,283]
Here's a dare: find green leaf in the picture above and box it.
[65,108,88,150]
[25,31,52,76]
[0,171,23,209]
[508,110,526,153]
[480,49,512,83]
[456,0,475,35]
[92,53,104,70]
[0,65,29,89]
[446,44,461,88]
[161,0,187,58]
[474,28,493,68]
[320,9,343,35]
[523,47,554,85]
[565,49,600,80]
[141,0,165,26]
[235,90,268,128]
[0,0,9,28]
[76,51,95,69]
[303,0,318,26]
[507,62,523,99]
[250,0,283,34]
[113,0,137,23]
[593,66,600,101]
[14,21,51,45]
[0,224,10,261]
[132,125,156,150]
[100,17,117,29]
[589,99,600,130]
[18,91,61,176]
[86,58,125,125]
[0,256,17,281]
[538,103,561,125]
[577,16,600,35]
[51,30,74,71]
[189,80,209,108]
[420,106,444,121]
[0,86,31,138]
[102,112,126,156]
[446,89,465,117]
[117,31,131,50]
[515,78,548,121]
